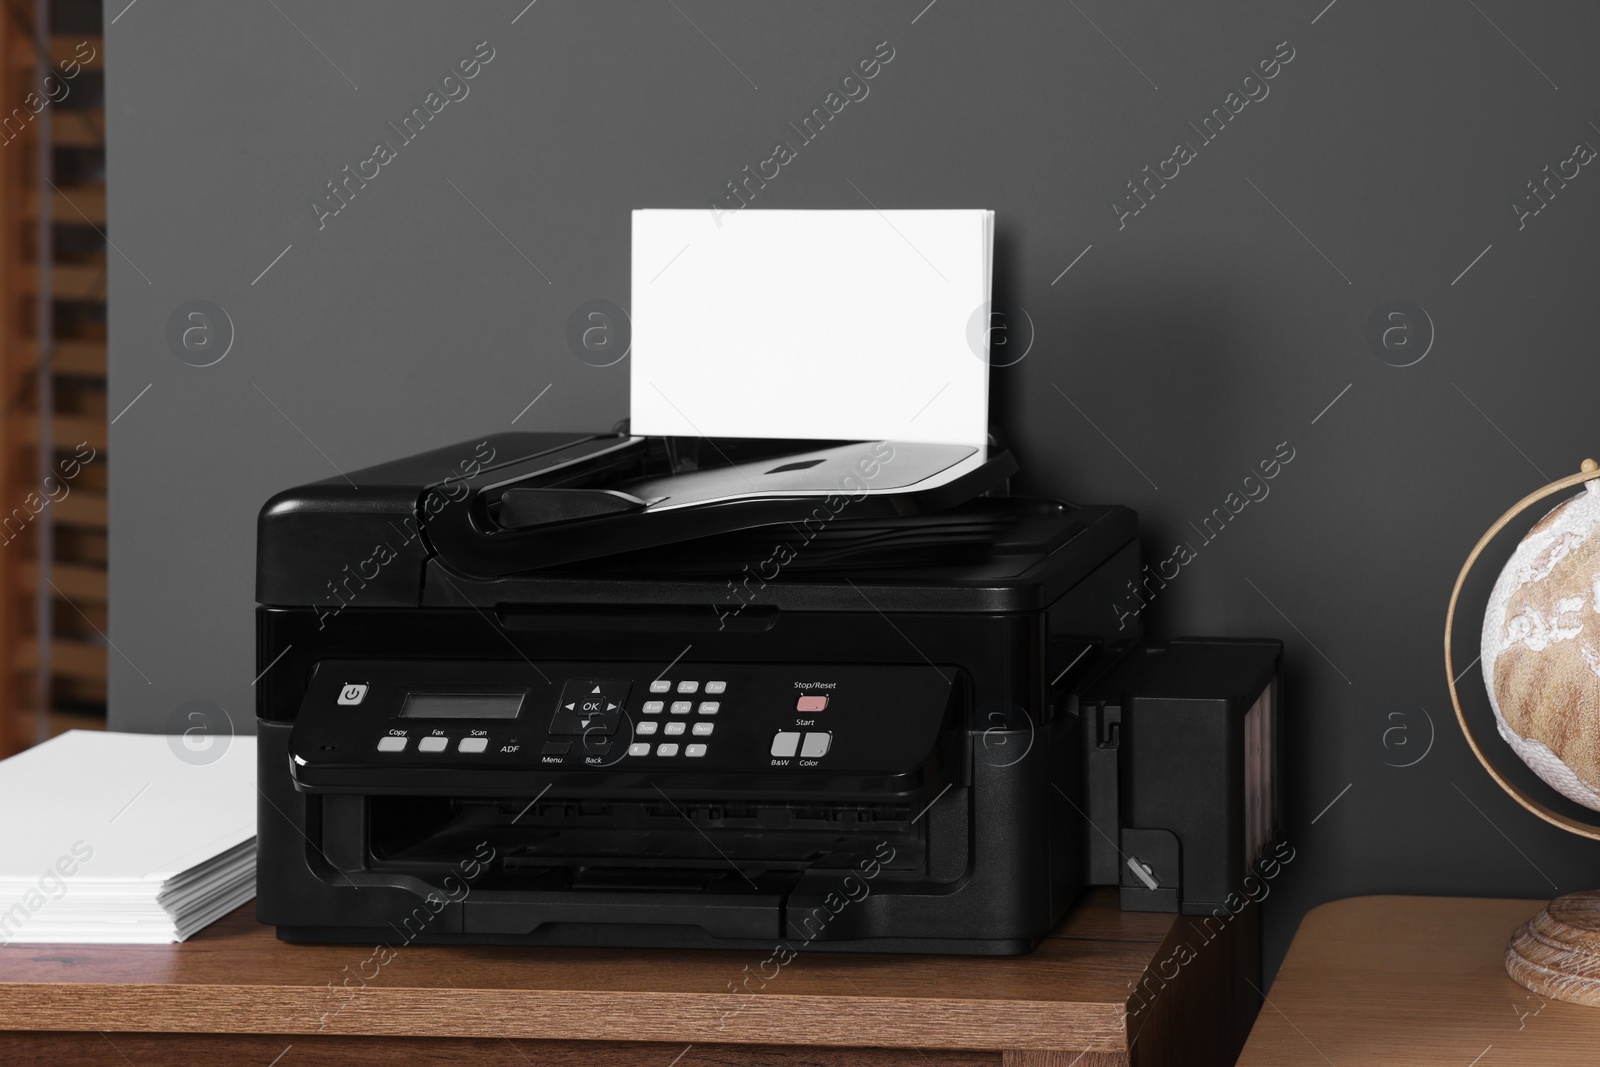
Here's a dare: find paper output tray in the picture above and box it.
[424,435,1016,577]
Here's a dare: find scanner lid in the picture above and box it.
[256,431,1018,600]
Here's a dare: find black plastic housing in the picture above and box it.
[254,434,1283,954]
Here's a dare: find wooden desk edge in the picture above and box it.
[1292,893,1547,933]
[0,985,1133,1052]
[0,891,1264,1064]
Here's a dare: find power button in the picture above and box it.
[337,683,368,706]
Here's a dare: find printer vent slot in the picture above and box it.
[569,869,713,892]
[765,458,827,474]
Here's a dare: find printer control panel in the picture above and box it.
[289,658,955,780]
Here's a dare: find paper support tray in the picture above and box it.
[422,434,1017,578]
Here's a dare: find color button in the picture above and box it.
[770,732,800,758]
[800,732,832,758]
[685,744,707,758]
[657,743,680,757]
[628,742,651,756]
[796,695,828,712]
[705,680,726,694]
[418,736,448,753]
[692,722,714,736]
[458,737,488,753]
[377,735,407,752]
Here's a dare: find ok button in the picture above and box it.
[552,679,632,736]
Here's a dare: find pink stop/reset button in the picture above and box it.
[796,695,829,713]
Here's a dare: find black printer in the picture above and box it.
[255,431,1281,954]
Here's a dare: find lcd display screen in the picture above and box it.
[399,689,527,719]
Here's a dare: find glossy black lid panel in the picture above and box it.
[256,432,1025,599]
[420,499,1136,615]
[256,432,613,606]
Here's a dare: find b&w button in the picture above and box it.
[770,732,800,758]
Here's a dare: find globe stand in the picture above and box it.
[1506,892,1600,1005]
[1447,458,1600,1007]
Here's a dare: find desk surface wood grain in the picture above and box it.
[1239,895,1600,1066]
[0,888,1258,1066]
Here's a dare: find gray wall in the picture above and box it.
[108,0,1600,976]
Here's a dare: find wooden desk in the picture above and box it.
[1239,895,1600,1066]
[0,889,1257,1066]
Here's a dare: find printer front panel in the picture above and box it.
[255,603,1069,953]
[286,658,953,793]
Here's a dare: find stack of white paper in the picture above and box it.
[631,208,994,448]
[0,731,256,945]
